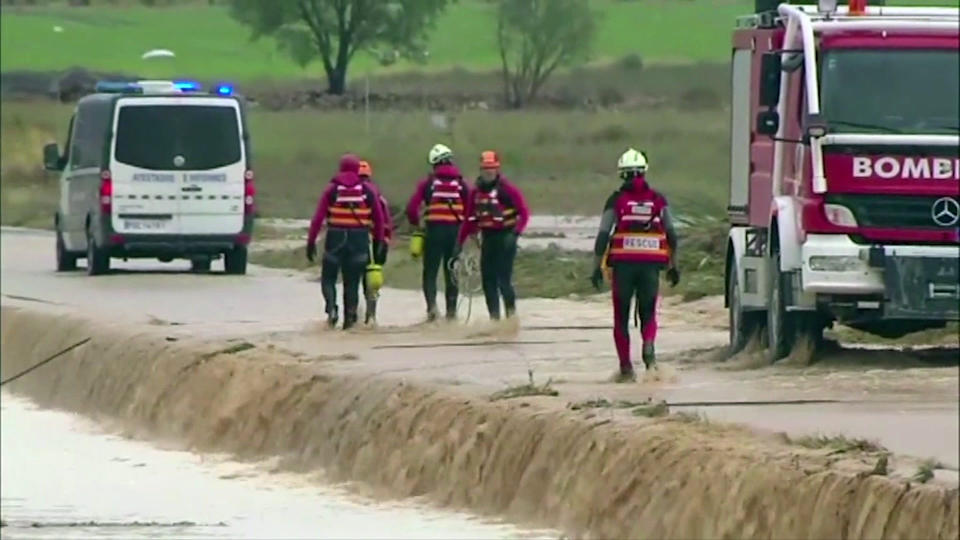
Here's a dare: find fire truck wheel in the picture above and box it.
[766,252,797,363]
[728,263,764,355]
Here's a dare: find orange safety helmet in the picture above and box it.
[358,160,373,177]
[480,150,500,169]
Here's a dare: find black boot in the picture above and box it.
[327,308,339,329]
[343,310,358,330]
[343,317,356,330]
[642,342,657,370]
[365,298,377,325]
[612,365,637,383]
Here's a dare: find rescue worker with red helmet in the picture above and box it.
[306,154,386,330]
[358,159,393,325]
[457,150,530,320]
[591,149,680,381]
[405,143,469,322]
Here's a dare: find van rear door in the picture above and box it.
[110,96,245,236]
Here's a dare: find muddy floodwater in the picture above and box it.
[0,393,555,540]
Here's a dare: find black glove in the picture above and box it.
[590,267,604,290]
[666,266,680,287]
[373,241,387,265]
[306,242,316,262]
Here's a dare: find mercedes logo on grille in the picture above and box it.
[931,197,960,227]
[173,155,186,168]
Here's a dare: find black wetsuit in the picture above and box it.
[321,229,371,328]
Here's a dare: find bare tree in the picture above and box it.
[229,0,452,95]
[496,0,596,108]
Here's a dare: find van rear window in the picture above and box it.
[114,105,242,170]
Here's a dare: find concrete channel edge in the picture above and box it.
[1,305,957,539]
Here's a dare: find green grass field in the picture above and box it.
[4,0,955,82]
[0,99,731,226]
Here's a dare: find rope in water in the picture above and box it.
[0,338,91,387]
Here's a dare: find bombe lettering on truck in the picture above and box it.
[853,156,960,180]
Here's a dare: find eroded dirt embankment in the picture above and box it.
[2,306,957,540]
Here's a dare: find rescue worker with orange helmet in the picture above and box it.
[405,143,469,322]
[358,159,393,325]
[457,150,530,320]
[591,149,680,381]
[306,154,387,330]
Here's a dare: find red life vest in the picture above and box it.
[425,178,465,224]
[607,190,670,264]
[470,187,517,230]
[327,183,373,229]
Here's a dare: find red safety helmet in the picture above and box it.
[358,160,373,177]
[480,150,500,170]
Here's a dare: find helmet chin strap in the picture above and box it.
[478,176,496,190]
[620,171,648,190]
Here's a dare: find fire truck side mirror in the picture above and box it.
[759,53,782,108]
[804,113,829,141]
[756,110,780,136]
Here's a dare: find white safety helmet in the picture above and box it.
[617,148,648,174]
[428,143,454,165]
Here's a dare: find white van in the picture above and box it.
[44,80,255,275]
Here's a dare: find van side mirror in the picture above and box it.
[43,143,64,172]
[756,109,780,136]
[759,53,782,108]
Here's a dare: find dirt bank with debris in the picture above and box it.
[2,305,957,539]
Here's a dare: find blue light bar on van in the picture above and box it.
[95,81,143,94]
[214,84,234,96]
[173,80,201,92]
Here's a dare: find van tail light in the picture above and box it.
[99,170,113,214]
[244,169,256,215]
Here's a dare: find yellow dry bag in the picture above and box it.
[409,230,425,258]
[365,263,384,293]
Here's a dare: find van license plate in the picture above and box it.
[123,219,167,231]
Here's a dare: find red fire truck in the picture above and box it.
[725,0,959,361]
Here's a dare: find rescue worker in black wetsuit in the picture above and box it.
[457,150,531,320]
[405,144,469,322]
[358,160,393,325]
[591,149,680,381]
[306,154,387,330]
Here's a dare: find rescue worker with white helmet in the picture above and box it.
[405,143,469,321]
[591,149,680,381]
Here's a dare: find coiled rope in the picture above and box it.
[448,237,483,324]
